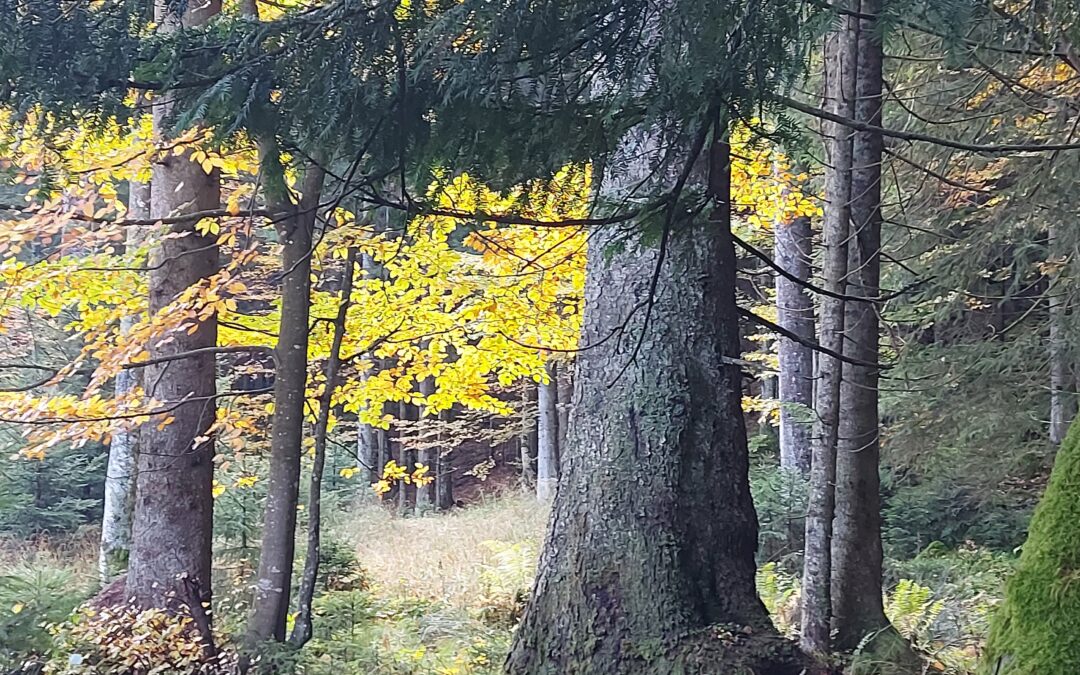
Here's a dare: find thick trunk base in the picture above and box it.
[507,627,809,675]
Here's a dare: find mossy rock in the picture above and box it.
[981,421,1080,674]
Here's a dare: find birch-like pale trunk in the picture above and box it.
[1049,224,1074,445]
[556,361,573,463]
[99,179,149,586]
[435,407,455,510]
[416,377,436,513]
[536,361,559,501]
[519,382,536,487]
[775,214,814,475]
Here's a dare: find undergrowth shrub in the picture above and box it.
[44,604,237,675]
[474,540,533,627]
[749,465,808,567]
[298,592,505,675]
[0,565,90,672]
[881,470,1033,558]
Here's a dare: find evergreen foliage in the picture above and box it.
[0,443,104,538]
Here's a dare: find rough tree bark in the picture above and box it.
[248,157,324,642]
[775,215,814,475]
[800,2,856,656]
[99,179,149,586]
[536,361,559,501]
[126,0,221,613]
[505,118,803,674]
[290,248,357,647]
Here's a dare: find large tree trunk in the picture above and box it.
[1048,224,1074,445]
[775,215,814,475]
[830,0,886,647]
[248,157,324,642]
[536,361,559,501]
[290,249,356,647]
[800,2,856,655]
[505,120,802,675]
[126,0,221,613]
[100,179,150,586]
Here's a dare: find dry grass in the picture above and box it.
[0,530,98,583]
[334,490,549,609]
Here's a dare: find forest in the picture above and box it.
[0,0,1079,673]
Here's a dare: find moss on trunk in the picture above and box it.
[981,420,1080,674]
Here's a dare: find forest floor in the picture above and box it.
[0,488,1012,675]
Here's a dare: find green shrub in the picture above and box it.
[298,591,505,675]
[0,446,105,538]
[881,469,1033,558]
[0,565,90,671]
[749,465,808,567]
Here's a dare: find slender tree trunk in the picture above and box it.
[830,0,885,642]
[376,409,390,482]
[248,156,324,642]
[775,215,814,475]
[519,383,536,487]
[830,5,919,668]
[800,4,856,655]
[536,362,559,501]
[397,399,417,512]
[556,361,573,465]
[357,416,380,486]
[100,179,149,586]
[435,407,455,510]
[506,118,802,674]
[416,378,436,513]
[356,252,382,485]
[290,249,357,647]
[1048,224,1074,445]
[127,0,221,617]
